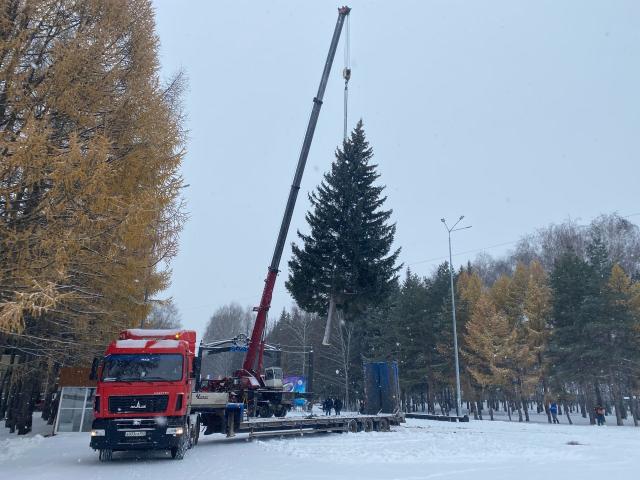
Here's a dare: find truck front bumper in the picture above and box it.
[90,417,185,451]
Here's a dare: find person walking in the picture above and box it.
[550,402,560,424]
[595,405,606,426]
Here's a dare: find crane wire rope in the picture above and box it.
[343,13,351,141]
[323,13,351,346]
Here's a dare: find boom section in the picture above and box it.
[243,6,351,373]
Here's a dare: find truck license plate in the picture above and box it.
[125,431,146,437]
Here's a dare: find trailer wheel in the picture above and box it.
[377,418,390,432]
[171,433,188,460]
[98,449,113,462]
[364,418,374,432]
[347,419,358,433]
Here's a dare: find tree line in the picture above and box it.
[0,0,185,434]
[276,121,640,423]
[265,214,640,425]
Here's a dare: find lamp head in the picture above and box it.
[440,218,445,223]
[459,215,464,220]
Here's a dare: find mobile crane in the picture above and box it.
[197,6,351,422]
[89,9,405,461]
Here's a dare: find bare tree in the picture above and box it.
[144,300,182,329]
[202,303,254,378]
[281,307,314,377]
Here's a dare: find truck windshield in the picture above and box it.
[101,354,183,382]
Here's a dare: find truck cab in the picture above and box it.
[263,366,283,388]
[90,329,199,461]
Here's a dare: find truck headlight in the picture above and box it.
[91,429,105,437]
[166,427,184,435]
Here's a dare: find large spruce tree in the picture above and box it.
[286,121,400,320]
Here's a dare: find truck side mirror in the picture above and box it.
[192,357,201,379]
[89,357,99,381]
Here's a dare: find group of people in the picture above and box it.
[322,397,343,415]
[549,401,607,426]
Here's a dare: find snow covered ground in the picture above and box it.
[1,415,638,480]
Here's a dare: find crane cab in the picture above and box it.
[263,367,283,389]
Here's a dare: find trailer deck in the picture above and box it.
[404,412,469,422]
[232,413,404,438]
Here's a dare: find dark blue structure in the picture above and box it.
[362,361,400,414]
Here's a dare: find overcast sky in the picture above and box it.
[152,0,640,337]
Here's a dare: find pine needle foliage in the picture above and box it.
[286,121,400,320]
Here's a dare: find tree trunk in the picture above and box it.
[0,350,17,418]
[521,397,530,422]
[563,402,573,425]
[40,361,58,422]
[16,365,38,435]
[544,401,552,423]
[610,379,624,426]
[515,399,523,422]
[476,400,483,420]
[595,383,603,406]
[584,385,596,425]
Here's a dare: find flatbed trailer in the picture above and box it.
[229,413,405,439]
[404,412,469,422]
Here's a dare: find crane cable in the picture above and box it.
[343,13,351,141]
[324,13,351,347]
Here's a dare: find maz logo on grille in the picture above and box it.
[109,395,168,413]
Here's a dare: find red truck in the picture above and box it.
[89,329,204,461]
[88,327,403,462]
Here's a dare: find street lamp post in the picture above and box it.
[441,216,471,417]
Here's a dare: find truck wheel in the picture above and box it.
[98,449,113,462]
[193,416,200,446]
[258,405,272,418]
[187,421,194,449]
[171,433,188,460]
[274,405,287,418]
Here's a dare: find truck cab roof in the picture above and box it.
[110,328,197,355]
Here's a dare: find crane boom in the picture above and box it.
[243,6,351,374]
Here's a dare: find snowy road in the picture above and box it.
[1,418,638,480]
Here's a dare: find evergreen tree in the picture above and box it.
[388,270,430,399]
[286,121,400,320]
[547,252,596,389]
[430,262,458,394]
